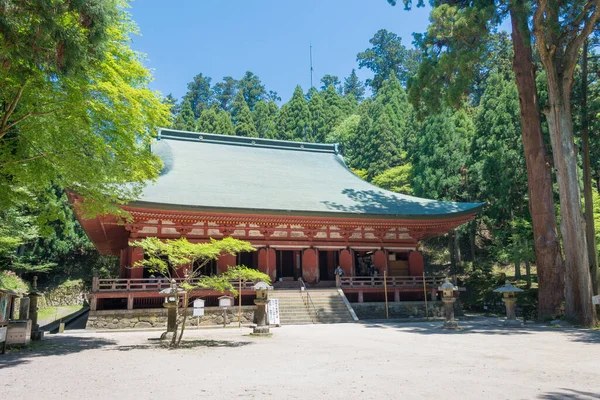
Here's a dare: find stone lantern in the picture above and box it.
[252,281,272,336]
[159,279,183,336]
[439,278,459,330]
[28,276,43,341]
[494,280,524,326]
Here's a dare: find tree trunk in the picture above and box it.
[514,245,521,279]
[581,39,599,297]
[449,231,456,280]
[509,3,565,319]
[543,66,597,326]
[470,221,476,263]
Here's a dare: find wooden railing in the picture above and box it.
[92,277,257,292]
[339,276,445,288]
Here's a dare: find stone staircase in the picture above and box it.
[270,288,356,325]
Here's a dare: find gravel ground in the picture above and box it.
[1,317,599,399]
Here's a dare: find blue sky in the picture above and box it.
[128,1,433,103]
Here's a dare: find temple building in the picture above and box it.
[72,129,482,315]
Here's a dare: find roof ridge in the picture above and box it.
[157,128,339,154]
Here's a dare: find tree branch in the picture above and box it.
[563,1,600,79]
[0,83,26,139]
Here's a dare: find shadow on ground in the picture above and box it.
[359,319,600,343]
[538,388,600,399]
[0,336,117,370]
[115,339,253,351]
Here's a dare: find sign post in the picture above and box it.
[267,298,280,326]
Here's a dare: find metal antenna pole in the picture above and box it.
[310,44,314,89]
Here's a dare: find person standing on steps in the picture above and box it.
[334,265,344,287]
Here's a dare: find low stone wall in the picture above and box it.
[352,301,463,320]
[87,306,256,330]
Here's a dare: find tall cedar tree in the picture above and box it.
[412,108,473,201]
[471,73,528,228]
[320,75,342,93]
[375,71,411,151]
[238,71,267,111]
[364,103,402,179]
[390,0,566,321]
[308,89,328,143]
[231,92,256,137]
[357,29,415,91]
[323,84,351,135]
[343,69,366,101]
[215,110,235,135]
[286,86,311,141]
[213,76,238,112]
[184,73,213,118]
[253,100,278,139]
[173,99,196,132]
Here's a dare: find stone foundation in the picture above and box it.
[86,306,256,330]
[352,301,463,320]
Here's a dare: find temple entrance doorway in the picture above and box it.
[276,250,302,281]
[318,250,338,281]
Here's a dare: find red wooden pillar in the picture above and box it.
[129,247,144,279]
[174,263,191,278]
[119,248,128,278]
[373,249,388,275]
[258,248,276,282]
[217,253,236,275]
[339,249,354,277]
[408,251,424,276]
[302,248,318,283]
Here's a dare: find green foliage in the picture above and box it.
[320,75,342,93]
[213,76,238,112]
[351,168,368,180]
[184,73,213,117]
[357,29,416,90]
[0,270,28,294]
[307,89,328,143]
[231,92,257,137]
[326,114,361,160]
[238,71,267,111]
[343,69,365,101]
[196,106,234,135]
[173,100,197,131]
[363,103,402,179]
[253,100,278,139]
[284,86,311,141]
[372,164,413,195]
[0,1,169,219]
[412,108,473,201]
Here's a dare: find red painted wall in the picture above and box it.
[408,251,424,276]
[217,253,236,275]
[339,249,353,277]
[258,248,276,281]
[373,250,388,275]
[302,249,318,283]
[119,248,128,278]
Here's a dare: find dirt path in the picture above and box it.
[1,318,599,399]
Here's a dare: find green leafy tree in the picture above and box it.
[320,75,342,93]
[372,164,413,195]
[253,100,279,139]
[215,110,235,135]
[388,0,566,321]
[374,72,412,151]
[173,100,196,131]
[307,89,328,143]
[275,104,291,141]
[323,84,351,136]
[326,114,360,159]
[412,108,473,201]
[131,237,269,347]
[231,92,256,137]
[346,110,373,170]
[357,29,415,91]
[286,86,311,141]
[196,107,220,133]
[238,71,267,111]
[0,0,169,219]
[213,76,238,112]
[163,94,179,127]
[363,103,402,179]
[343,69,366,102]
[184,73,213,118]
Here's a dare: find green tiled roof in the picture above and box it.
[131,129,484,219]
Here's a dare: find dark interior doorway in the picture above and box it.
[238,251,257,269]
[277,250,296,280]
[319,250,338,281]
